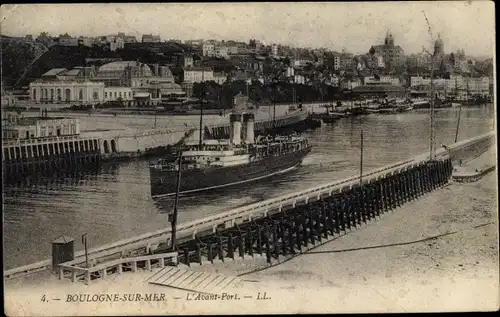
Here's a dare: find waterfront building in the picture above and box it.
[364,75,400,86]
[77,36,94,47]
[95,61,153,87]
[29,68,105,104]
[182,67,214,83]
[109,37,125,51]
[185,39,203,48]
[294,74,305,85]
[352,83,406,99]
[57,34,78,46]
[104,87,133,102]
[2,112,80,140]
[213,72,227,85]
[182,55,194,68]
[215,46,229,59]
[340,79,362,90]
[371,31,405,68]
[202,42,216,57]
[339,52,354,70]
[271,44,279,57]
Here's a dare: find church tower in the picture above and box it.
[434,33,444,56]
[384,30,394,46]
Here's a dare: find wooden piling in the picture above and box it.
[227,233,234,259]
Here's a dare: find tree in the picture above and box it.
[450,52,455,65]
[283,56,291,67]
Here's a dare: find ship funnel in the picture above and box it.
[230,113,242,145]
[243,113,255,144]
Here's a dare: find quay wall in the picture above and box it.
[2,135,102,178]
[3,131,494,280]
[79,110,310,158]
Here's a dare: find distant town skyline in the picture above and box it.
[0,2,495,57]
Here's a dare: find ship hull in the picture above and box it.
[150,147,312,197]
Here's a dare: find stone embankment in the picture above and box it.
[452,148,496,182]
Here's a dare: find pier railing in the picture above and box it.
[2,135,98,147]
[58,252,178,285]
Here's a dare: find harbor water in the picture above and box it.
[2,105,495,270]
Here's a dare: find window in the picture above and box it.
[119,92,122,97]
[114,92,117,98]
[128,92,131,98]
[105,92,108,98]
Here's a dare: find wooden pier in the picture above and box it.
[3,132,494,283]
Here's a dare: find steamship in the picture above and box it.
[149,111,312,197]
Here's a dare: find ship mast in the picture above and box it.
[170,150,183,251]
[423,10,436,161]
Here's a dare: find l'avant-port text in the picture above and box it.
[186,292,240,301]
[66,293,167,302]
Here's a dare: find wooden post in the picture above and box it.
[272,223,279,258]
[102,269,107,279]
[58,266,64,280]
[208,243,213,263]
[360,128,364,184]
[291,215,299,252]
[196,244,202,265]
[333,199,340,234]
[280,219,287,255]
[301,211,308,247]
[146,259,151,271]
[117,263,123,274]
[307,210,315,245]
[218,238,224,262]
[316,209,322,242]
[238,233,245,259]
[184,248,190,267]
[256,226,263,255]
[247,228,254,257]
[288,221,295,254]
[72,270,77,282]
[132,261,137,272]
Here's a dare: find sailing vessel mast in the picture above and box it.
[423,10,436,160]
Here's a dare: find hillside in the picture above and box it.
[2,40,200,88]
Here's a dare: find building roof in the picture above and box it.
[183,67,213,72]
[42,68,68,77]
[353,84,405,92]
[52,235,74,244]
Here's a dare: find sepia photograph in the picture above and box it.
[1,2,498,315]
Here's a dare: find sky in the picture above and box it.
[0,2,495,57]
